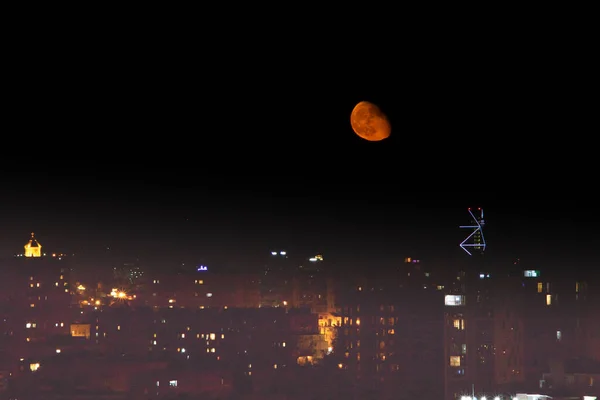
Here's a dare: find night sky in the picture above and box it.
[2,39,597,276]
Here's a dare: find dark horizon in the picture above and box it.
[2,52,597,274]
[1,180,598,276]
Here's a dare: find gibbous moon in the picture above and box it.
[350,101,391,142]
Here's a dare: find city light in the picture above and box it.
[1,230,597,398]
[110,288,132,300]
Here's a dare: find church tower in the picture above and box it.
[24,232,42,257]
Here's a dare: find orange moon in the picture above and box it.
[350,101,391,141]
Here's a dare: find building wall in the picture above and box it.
[1,256,73,363]
[336,276,444,399]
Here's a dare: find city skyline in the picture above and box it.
[1,216,597,399]
[3,15,598,399]
[1,180,598,275]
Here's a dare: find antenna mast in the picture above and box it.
[459,207,486,256]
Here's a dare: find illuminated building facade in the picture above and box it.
[71,305,296,393]
[443,267,599,399]
[518,270,598,384]
[334,274,445,399]
[260,251,336,314]
[0,234,73,372]
[291,254,333,313]
[23,232,42,258]
[401,257,442,290]
[141,269,261,309]
[260,250,294,307]
[289,309,330,365]
[443,272,524,399]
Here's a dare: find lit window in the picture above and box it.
[453,319,465,330]
[546,294,552,306]
[450,356,461,366]
[445,295,465,306]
